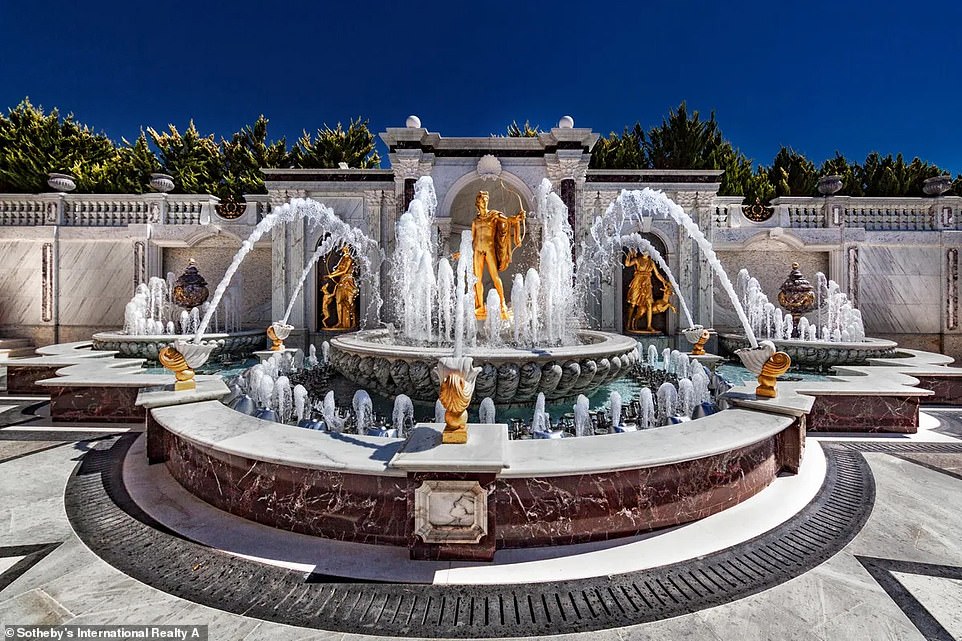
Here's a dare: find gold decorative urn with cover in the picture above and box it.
[172,259,210,310]
[777,263,817,317]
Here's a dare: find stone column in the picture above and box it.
[695,191,715,329]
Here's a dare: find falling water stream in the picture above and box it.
[192,198,381,343]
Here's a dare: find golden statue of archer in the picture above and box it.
[470,191,525,320]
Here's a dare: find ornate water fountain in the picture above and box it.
[719,263,897,368]
[92,258,262,361]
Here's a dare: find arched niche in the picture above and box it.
[442,173,536,300]
[620,232,674,335]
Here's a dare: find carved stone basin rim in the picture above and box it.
[329,328,639,363]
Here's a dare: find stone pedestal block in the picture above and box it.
[808,394,919,433]
[6,366,60,395]
[390,423,508,562]
[49,385,143,423]
[913,375,962,405]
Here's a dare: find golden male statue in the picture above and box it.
[471,191,525,320]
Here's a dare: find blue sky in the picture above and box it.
[1,1,960,173]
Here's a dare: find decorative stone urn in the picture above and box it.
[267,321,294,352]
[171,259,209,309]
[735,340,792,398]
[435,356,482,444]
[777,263,817,316]
[817,175,844,196]
[683,325,711,356]
[158,339,215,391]
[47,173,76,193]
[923,175,953,196]
[149,173,175,193]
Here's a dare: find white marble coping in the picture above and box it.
[0,344,124,367]
[91,329,263,343]
[30,356,218,389]
[1,354,119,367]
[149,400,795,479]
[502,409,793,476]
[390,424,509,473]
[865,349,962,375]
[725,363,936,417]
[330,328,638,363]
[720,334,900,351]
[136,378,231,409]
[150,400,406,476]
[34,341,106,356]
[36,373,219,388]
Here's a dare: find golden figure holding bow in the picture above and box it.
[471,190,525,320]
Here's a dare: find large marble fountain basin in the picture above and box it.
[719,333,898,369]
[92,329,265,362]
[329,329,640,405]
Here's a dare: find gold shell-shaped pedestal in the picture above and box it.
[690,330,711,356]
[756,352,792,398]
[158,346,196,391]
[267,325,284,352]
[435,356,481,445]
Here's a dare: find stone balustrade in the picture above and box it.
[2,189,957,232]
[0,192,270,226]
[721,195,962,231]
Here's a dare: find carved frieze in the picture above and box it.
[413,480,488,544]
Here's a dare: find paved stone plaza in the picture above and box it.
[1,376,961,640]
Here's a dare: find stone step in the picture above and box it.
[0,338,31,349]
[0,347,37,358]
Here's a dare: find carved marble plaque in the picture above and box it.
[414,480,487,544]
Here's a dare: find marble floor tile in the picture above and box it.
[0,587,74,625]
[849,454,962,566]
[890,573,962,639]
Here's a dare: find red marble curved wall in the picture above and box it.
[161,423,800,549]
[496,438,777,547]
[163,431,412,546]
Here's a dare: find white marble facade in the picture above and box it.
[1,118,960,357]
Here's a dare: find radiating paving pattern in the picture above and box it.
[64,435,873,637]
[3,405,962,639]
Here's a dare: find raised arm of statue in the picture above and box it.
[653,264,669,285]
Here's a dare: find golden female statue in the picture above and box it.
[624,249,675,333]
[321,245,358,330]
[471,191,525,320]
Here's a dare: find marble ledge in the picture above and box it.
[0,350,123,368]
[149,400,796,480]
[503,408,793,477]
[390,423,509,473]
[34,341,116,357]
[35,372,213,388]
[725,362,936,417]
[136,378,231,409]
[150,400,405,476]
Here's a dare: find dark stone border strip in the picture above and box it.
[0,542,62,592]
[856,556,962,641]
[65,437,874,637]
[0,430,127,442]
[841,442,962,453]
[0,441,72,465]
